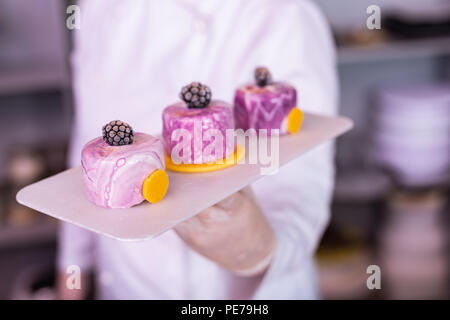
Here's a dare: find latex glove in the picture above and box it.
[174,186,276,276]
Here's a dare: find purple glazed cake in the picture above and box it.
[233,67,303,135]
[162,82,235,164]
[81,120,169,209]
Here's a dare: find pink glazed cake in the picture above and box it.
[233,67,303,135]
[81,120,168,209]
[162,82,234,164]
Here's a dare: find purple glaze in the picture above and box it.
[81,133,165,209]
[162,100,235,164]
[233,82,297,134]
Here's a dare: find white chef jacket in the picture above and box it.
[58,0,338,299]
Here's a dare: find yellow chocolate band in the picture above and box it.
[165,144,245,173]
[142,169,169,203]
[287,107,303,134]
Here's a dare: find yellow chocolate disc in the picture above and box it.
[287,107,303,134]
[165,144,245,173]
[142,169,169,203]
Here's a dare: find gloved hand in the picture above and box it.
[174,186,276,276]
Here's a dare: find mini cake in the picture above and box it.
[233,67,303,135]
[81,120,169,209]
[162,82,235,165]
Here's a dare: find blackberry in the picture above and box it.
[254,66,272,87]
[102,120,134,146]
[180,82,212,109]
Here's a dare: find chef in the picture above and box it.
[58,0,338,299]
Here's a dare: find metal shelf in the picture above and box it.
[338,36,450,65]
[333,169,393,203]
[0,63,70,96]
[0,222,57,250]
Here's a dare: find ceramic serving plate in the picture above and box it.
[16,112,353,241]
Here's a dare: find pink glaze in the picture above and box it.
[233,82,297,134]
[81,133,165,208]
[162,100,235,164]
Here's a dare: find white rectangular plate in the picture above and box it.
[17,113,353,241]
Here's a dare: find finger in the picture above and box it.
[195,206,231,228]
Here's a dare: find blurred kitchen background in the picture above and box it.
[0,0,449,299]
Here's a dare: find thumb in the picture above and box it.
[214,186,252,211]
[214,193,237,211]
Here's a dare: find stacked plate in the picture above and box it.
[379,191,448,299]
[373,83,450,187]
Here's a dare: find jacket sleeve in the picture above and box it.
[246,0,338,296]
[58,107,97,274]
[57,222,96,274]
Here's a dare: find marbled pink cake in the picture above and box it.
[81,133,165,208]
[162,100,235,164]
[233,82,297,134]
